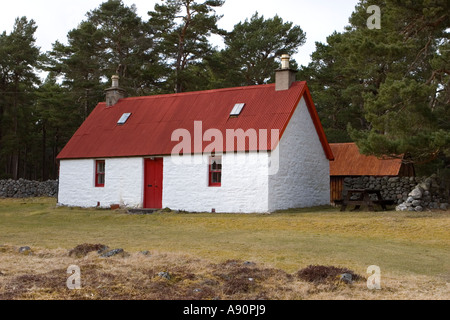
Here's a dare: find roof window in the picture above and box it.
[230,103,246,117]
[117,113,132,125]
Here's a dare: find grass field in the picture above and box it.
[0,197,449,300]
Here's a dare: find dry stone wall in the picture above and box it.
[343,174,449,211]
[343,176,418,203]
[0,179,58,198]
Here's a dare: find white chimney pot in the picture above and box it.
[111,75,120,88]
[281,54,290,69]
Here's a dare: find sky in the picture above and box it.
[0,0,360,67]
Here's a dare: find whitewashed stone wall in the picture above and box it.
[58,158,144,208]
[163,153,270,213]
[58,154,271,212]
[268,97,330,211]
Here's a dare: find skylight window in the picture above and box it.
[230,103,246,117]
[117,113,132,125]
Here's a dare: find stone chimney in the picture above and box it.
[105,75,127,107]
[275,54,297,91]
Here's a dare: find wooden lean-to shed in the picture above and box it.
[329,143,415,203]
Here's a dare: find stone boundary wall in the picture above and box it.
[395,175,449,211]
[343,174,449,211]
[0,179,58,198]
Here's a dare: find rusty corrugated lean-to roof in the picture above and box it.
[329,143,403,176]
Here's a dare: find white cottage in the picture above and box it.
[57,56,334,213]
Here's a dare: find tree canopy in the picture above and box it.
[209,12,306,88]
[299,0,449,174]
[148,0,226,93]
[0,17,41,179]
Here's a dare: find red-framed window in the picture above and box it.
[209,156,222,187]
[95,160,105,187]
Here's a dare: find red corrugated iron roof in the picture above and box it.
[57,82,334,160]
[330,143,402,176]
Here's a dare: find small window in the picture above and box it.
[95,160,105,187]
[230,103,245,117]
[209,156,222,187]
[117,113,132,125]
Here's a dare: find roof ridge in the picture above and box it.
[330,142,356,146]
[115,81,306,102]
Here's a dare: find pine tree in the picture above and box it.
[47,21,105,121]
[0,17,41,179]
[298,32,369,143]
[346,0,449,166]
[35,74,76,180]
[148,0,225,93]
[86,0,158,95]
[47,0,157,121]
[300,0,449,169]
[210,12,306,88]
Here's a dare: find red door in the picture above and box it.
[144,158,163,209]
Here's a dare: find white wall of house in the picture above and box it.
[268,96,330,211]
[58,157,144,208]
[58,153,271,212]
[163,152,270,213]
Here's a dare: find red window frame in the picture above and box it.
[95,160,105,187]
[209,156,222,187]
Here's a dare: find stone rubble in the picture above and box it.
[395,175,449,212]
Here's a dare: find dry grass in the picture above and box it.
[0,197,449,300]
[0,245,448,300]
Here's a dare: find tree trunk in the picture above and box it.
[42,123,47,180]
[175,0,192,93]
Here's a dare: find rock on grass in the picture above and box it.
[101,248,128,258]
